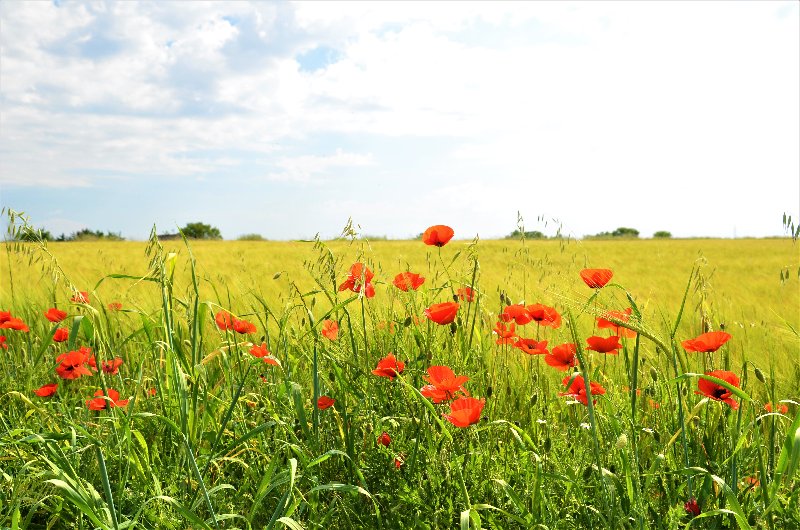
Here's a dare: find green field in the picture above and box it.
[0,235,798,529]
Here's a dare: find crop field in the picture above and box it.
[0,229,798,529]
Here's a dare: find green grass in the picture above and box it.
[0,230,798,529]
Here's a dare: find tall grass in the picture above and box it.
[0,215,798,529]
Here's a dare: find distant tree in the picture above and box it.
[181,222,222,240]
[17,227,53,242]
[506,229,546,240]
[237,233,266,241]
[611,227,640,238]
[69,228,124,241]
[653,231,672,239]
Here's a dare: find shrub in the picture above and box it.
[653,231,672,239]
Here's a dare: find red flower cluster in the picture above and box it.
[493,321,517,345]
[321,319,339,341]
[215,311,257,334]
[420,366,469,403]
[0,311,29,332]
[86,388,129,411]
[339,263,376,298]
[500,304,561,328]
[457,287,475,302]
[249,342,280,366]
[70,291,90,304]
[55,348,96,379]
[597,308,637,338]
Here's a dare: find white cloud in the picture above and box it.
[266,149,373,182]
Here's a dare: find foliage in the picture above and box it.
[505,229,546,240]
[586,227,640,239]
[237,233,266,241]
[55,228,125,242]
[653,231,672,239]
[180,222,222,240]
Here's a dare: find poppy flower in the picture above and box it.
[0,311,10,324]
[526,304,561,328]
[108,302,123,311]
[457,287,475,302]
[0,317,29,332]
[422,225,454,247]
[597,308,637,338]
[233,318,257,335]
[45,308,67,323]
[317,395,335,410]
[0,336,7,349]
[580,269,613,289]
[249,342,280,366]
[544,343,578,371]
[86,388,129,411]
[514,338,549,355]
[764,402,788,414]
[215,311,233,331]
[420,365,469,403]
[102,358,124,375]
[696,370,740,409]
[71,291,90,304]
[684,498,701,517]
[53,328,69,342]
[393,272,425,292]
[34,383,58,397]
[493,321,517,345]
[424,302,459,325]
[648,399,661,409]
[394,456,404,469]
[377,432,392,447]
[338,262,376,298]
[148,387,157,397]
[442,397,485,427]
[55,349,95,379]
[586,335,622,355]
[682,331,732,353]
[559,374,606,406]
[371,354,405,380]
[500,304,533,325]
[321,319,339,341]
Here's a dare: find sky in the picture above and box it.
[1,1,798,241]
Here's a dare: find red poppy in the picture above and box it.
[321,319,339,341]
[102,358,124,375]
[580,269,613,288]
[586,335,622,355]
[420,365,469,403]
[34,383,58,397]
[317,395,335,410]
[45,308,67,323]
[377,432,392,447]
[53,328,69,342]
[215,311,234,330]
[514,338,549,355]
[422,225,454,247]
[108,302,123,311]
[493,321,517,345]
[71,291,90,304]
[424,302,459,325]
[544,343,578,371]
[682,331,731,353]
[442,397,485,427]
[526,304,561,328]
[500,304,533,325]
[764,402,788,414]
[684,498,701,517]
[696,370,740,409]
[0,311,10,324]
[457,287,475,302]
[55,349,95,379]
[394,457,403,469]
[148,387,157,397]
[559,374,606,406]
[233,318,257,335]
[338,262,376,298]
[393,272,425,291]
[0,317,29,332]
[597,308,637,338]
[648,399,661,409]
[86,388,129,411]
[371,354,405,380]
[0,336,6,350]
[249,342,280,366]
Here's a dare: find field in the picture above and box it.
[0,232,798,529]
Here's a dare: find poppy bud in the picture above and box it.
[449,322,457,335]
[754,367,766,383]
[403,316,412,327]
[452,294,459,303]
[653,431,660,443]
[650,367,658,381]
[328,371,335,382]
[583,466,593,480]
[486,385,493,398]
[544,438,551,451]
[377,432,391,447]
[530,394,538,406]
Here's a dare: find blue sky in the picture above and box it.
[1,1,798,240]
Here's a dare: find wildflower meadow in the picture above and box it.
[0,213,798,530]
